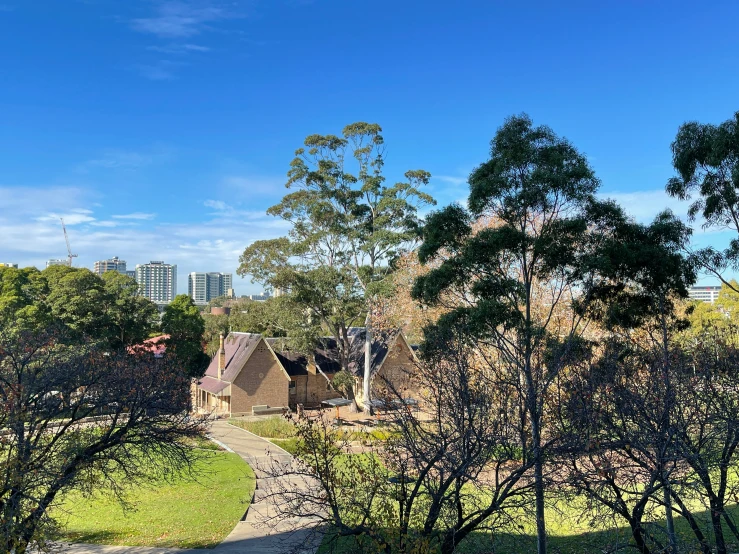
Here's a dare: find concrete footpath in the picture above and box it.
[55,421,321,554]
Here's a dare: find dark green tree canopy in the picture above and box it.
[666,111,739,287]
[0,266,157,350]
[161,294,209,378]
[414,114,602,327]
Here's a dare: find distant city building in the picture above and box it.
[93,256,127,275]
[188,272,233,305]
[136,261,177,304]
[689,285,722,303]
[273,287,285,298]
[248,291,272,302]
[46,259,69,268]
[0,263,18,268]
[125,270,136,279]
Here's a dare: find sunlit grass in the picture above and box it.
[55,451,255,549]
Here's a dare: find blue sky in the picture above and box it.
[1,0,738,295]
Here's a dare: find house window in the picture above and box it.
[289,381,296,394]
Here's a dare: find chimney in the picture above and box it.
[218,334,226,380]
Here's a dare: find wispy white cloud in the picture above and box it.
[204,199,227,211]
[79,146,174,171]
[112,212,156,220]
[599,189,691,225]
[147,43,211,54]
[203,198,285,222]
[133,60,185,80]
[0,185,287,295]
[84,150,152,169]
[35,208,96,226]
[435,175,467,187]
[124,1,246,79]
[131,1,231,38]
[222,175,284,196]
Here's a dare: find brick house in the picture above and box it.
[193,329,418,416]
[345,328,419,411]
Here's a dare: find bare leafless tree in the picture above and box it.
[556,338,686,554]
[0,325,206,553]
[256,323,537,554]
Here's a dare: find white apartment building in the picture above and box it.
[188,272,233,305]
[136,261,177,304]
[688,285,722,303]
[93,256,127,275]
[0,263,18,268]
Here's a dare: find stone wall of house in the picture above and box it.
[375,339,417,396]
[231,339,289,415]
[290,373,337,408]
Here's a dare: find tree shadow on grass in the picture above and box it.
[317,503,739,553]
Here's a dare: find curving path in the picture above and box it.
[207,420,321,554]
[56,421,321,554]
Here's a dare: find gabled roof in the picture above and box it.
[346,327,408,378]
[199,376,229,394]
[199,329,410,390]
[203,332,262,382]
[265,340,310,376]
[266,328,410,379]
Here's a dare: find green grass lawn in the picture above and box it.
[56,451,255,549]
[230,416,296,438]
[318,492,739,554]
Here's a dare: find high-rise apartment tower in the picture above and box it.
[135,261,177,304]
[188,272,233,305]
[93,256,127,275]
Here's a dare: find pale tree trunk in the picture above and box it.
[659,296,678,554]
[363,314,373,414]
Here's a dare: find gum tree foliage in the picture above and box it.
[666,111,739,290]
[412,114,618,554]
[161,294,209,379]
[202,297,312,356]
[238,123,434,411]
[0,298,204,553]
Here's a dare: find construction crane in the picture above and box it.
[60,217,78,267]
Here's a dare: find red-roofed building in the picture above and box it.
[128,335,169,358]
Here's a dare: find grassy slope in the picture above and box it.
[319,495,739,553]
[56,451,255,549]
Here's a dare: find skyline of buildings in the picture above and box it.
[0,263,18,268]
[188,272,233,305]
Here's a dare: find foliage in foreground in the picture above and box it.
[0,326,206,553]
